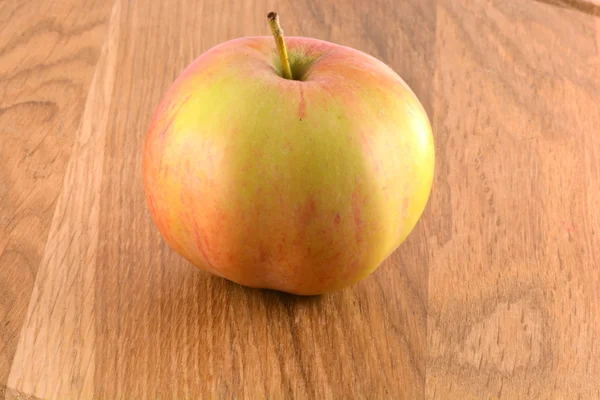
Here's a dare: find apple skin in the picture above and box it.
[143,36,434,295]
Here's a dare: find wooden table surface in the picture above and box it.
[1,0,600,398]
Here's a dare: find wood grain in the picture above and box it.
[1,0,599,399]
[0,0,113,393]
[6,1,121,398]
[426,0,600,398]
[538,0,600,16]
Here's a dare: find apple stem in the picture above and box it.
[267,12,293,80]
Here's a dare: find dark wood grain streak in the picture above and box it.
[535,0,600,16]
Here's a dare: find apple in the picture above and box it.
[143,12,434,295]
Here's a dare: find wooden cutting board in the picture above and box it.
[1,0,599,398]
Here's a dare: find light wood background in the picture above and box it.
[1,0,599,398]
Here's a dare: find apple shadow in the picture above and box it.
[204,272,326,307]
